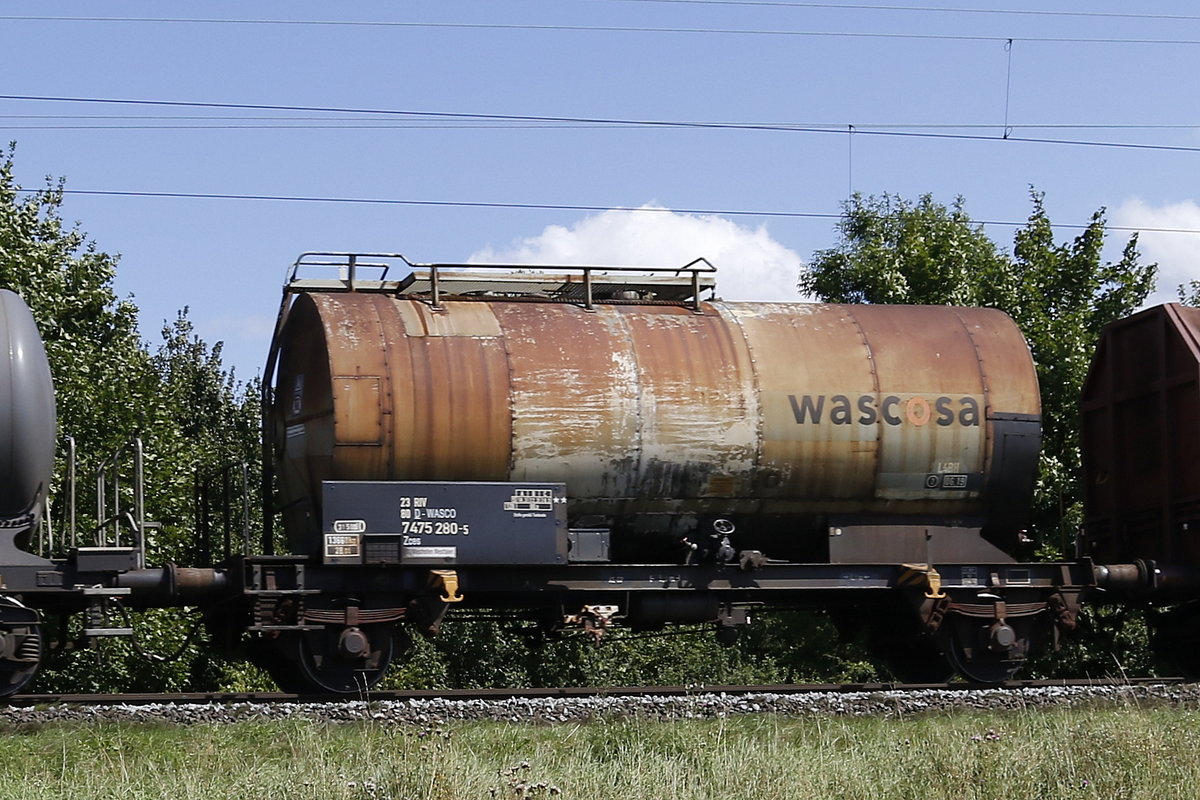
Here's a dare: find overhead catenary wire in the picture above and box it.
[17,188,1200,236]
[1,24,1193,236]
[1,114,1198,132]
[2,95,1198,154]
[601,0,1200,23]
[4,15,1200,46]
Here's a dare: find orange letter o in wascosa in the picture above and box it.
[905,396,931,426]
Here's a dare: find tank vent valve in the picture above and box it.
[681,534,737,564]
[715,536,735,564]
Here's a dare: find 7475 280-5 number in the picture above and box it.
[401,521,470,535]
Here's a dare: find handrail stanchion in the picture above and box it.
[113,455,121,548]
[222,467,232,560]
[68,436,76,550]
[134,439,145,568]
[241,463,252,556]
[95,470,105,547]
[88,439,148,560]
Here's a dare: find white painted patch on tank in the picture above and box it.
[720,301,830,319]
[634,378,758,498]
[506,311,641,499]
[315,296,367,350]
[613,308,759,499]
[335,317,360,342]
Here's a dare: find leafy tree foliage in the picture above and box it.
[147,311,262,564]
[1179,281,1200,306]
[801,190,1156,552]
[379,610,878,691]
[805,194,1009,306]
[0,144,260,691]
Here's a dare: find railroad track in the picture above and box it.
[8,676,1186,706]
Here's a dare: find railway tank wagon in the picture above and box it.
[241,253,1092,692]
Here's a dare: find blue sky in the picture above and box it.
[2,1,1198,379]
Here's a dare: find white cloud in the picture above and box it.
[1112,198,1200,305]
[468,205,807,302]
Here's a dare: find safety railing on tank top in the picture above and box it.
[283,251,719,312]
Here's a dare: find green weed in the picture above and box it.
[0,707,1193,799]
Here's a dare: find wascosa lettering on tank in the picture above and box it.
[788,394,981,427]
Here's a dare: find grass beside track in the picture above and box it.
[0,707,1195,799]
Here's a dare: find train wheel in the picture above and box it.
[268,624,398,694]
[938,613,1035,685]
[0,597,41,696]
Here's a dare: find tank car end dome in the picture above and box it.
[0,289,56,525]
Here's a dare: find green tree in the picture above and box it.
[1001,196,1154,550]
[801,191,1156,551]
[0,143,260,691]
[146,311,261,565]
[805,193,1010,306]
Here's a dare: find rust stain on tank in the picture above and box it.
[729,303,882,499]
[284,293,513,498]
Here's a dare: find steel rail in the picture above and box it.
[7,677,1186,706]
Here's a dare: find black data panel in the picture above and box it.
[321,481,568,565]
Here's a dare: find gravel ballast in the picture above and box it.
[2,684,1198,725]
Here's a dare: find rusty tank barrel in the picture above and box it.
[271,289,1041,557]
